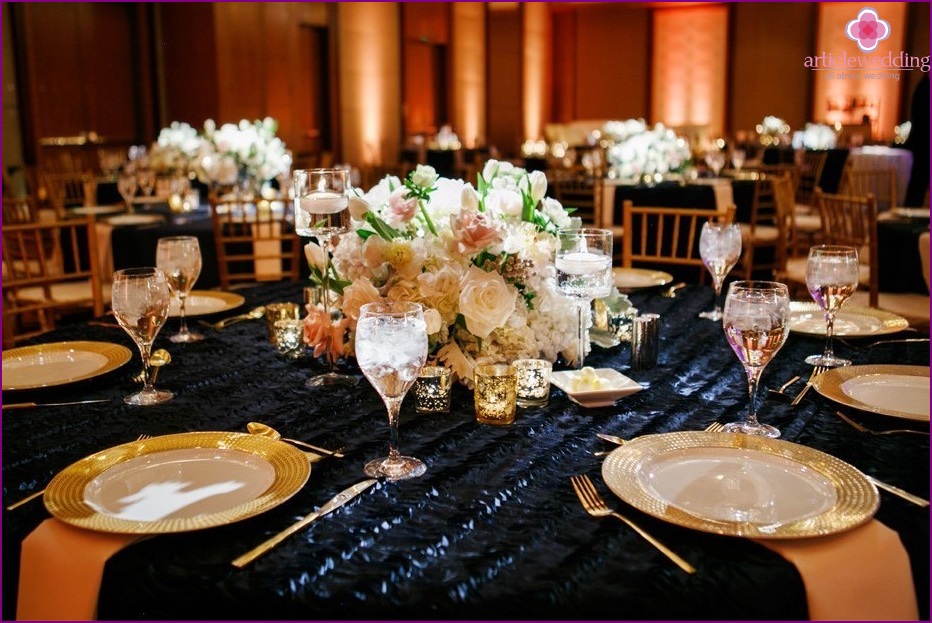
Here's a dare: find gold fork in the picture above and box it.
[5,434,152,511]
[834,411,930,437]
[790,365,827,406]
[704,422,725,433]
[570,474,696,574]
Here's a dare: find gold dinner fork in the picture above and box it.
[570,474,696,574]
[790,365,828,406]
[704,422,725,433]
[834,411,930,437]
[5,434,152,511]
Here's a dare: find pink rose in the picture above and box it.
[451,211,501,255]
[386,188,419,225]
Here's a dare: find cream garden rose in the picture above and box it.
[458,265,518,339]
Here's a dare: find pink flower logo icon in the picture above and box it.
[845,7,890,52]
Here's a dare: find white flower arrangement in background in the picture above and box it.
[148,122,201,174]
[603,119,691,182]
[302,161,582,383]
[756,116,791,146]
[801,123,838,150]
[194,117,291,186]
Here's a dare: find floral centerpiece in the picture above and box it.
[302,161,583,383]
[193,117,291,187]
[756,116,791,146]
[148,121,202,175]
[602,119,691,183]
[801,123,838,150]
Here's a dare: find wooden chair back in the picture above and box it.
[814,188,878,307]
[550,170,601,225]
[2,196,38,225]
[2,217,103,347]
[41,171,97,218]
[840,166,898,212]
[208,197,302,289]
[621,201,732,274]
[796,150,828,205]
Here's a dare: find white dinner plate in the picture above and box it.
[1,341,133,391]
[812,364,930,422]
[551,368,643,407]
[788,302,909,337]
[106,213,165,226]
[613,268,674,291]
[892,207,930,220]
[169,290,245,317]
[602,432,878,539]
[69,205,124,217]
[44,432,311,533]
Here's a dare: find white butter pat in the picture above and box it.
[570,367,610,391]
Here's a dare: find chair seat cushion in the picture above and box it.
[14,282,112,306]
[849,290,930,326]
[795,213,822,233]
[784,257,869,286]
[739,223,779,243]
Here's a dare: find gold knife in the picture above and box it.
[232,479,378,568]
[3,399,110,410]
[867,475,929,508]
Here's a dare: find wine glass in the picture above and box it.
[111,267,173,405]
[731,149,746,172]
[117,172,138,213]
[705,151,726,177]
[156,236,204,343]
[137,169,156,198]
[355,301,428,481]
[699,218,742,321]
[555,228,613,369]
[294,168,356,387]
[804,245,859,367]
[721,281,790,437]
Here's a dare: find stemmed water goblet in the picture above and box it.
[355,301,429,481]
[705,151,726,177]
[156,236,204,343]
[137,168,156,199]
[294,168,356,387]
[698,217,742,321]
[111,267,173,405]
[555,228,613,369]
[731,149,746,172]
[117,172,138,213]
[721,280,790,437]
[804,245,859,367]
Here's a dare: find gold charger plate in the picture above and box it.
[602,432,878,539]
[788,302,908,337]
[44,432,311,534]
[613,267,674,291]
[812,364,930,422]
[169,290,245,317]
[2,341,133,391]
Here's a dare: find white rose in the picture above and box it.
[423,308,443,335]
[485,188,522,219]
[458,265,517,339]
[411,164,439,189]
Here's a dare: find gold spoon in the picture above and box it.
[134,349,171,384]
[594,432,626,456]
[204,306,267,330]
[246,422,344,458]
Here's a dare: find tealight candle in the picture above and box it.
[474,363,517,425]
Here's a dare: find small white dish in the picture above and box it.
[551,368,643,407]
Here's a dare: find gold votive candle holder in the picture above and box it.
[265,302,301,346]
[272,318,305,358]
[474,363,517,425]
[512,358,552,407]
[413,366,453,413]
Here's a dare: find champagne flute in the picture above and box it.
[698,218,742,321]
[355,301,428,481]
[722,281,790,437]
[804,245,859,367]
[555,228,613,369]
[111,267,173,405]
[294,168,356,387]
[156,236,204,343]
[117,172,138,213]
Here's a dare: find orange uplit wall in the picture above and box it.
[812,2,907,142]
[337,2,401,165]
[451,3,486,148]
[651,5,727,139]
[523,3,550,142]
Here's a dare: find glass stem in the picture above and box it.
[713,282,723,315]
[320,233,336,373]
[823,309,837,360]
[138,343,153,392]
[744,365,763,428]
[384,396,403,462]
[178,294,189,336]
[576,300,588,369]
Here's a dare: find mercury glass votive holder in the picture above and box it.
[512,358,552,407]
[413,366,453,413]
[474,363,517,425]
[265,302,301,346]
[272,318,305,358]
[607,307,639,343]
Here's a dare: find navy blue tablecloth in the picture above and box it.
[2,282,928,620]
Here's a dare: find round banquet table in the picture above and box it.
[2,281,928,620]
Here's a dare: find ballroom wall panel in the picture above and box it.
[523,3,550,142]
[487,4,523,156]
[728,3,815,136]
[158,4,219,129]
[451,3,487,148]
[573,5,650,123]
